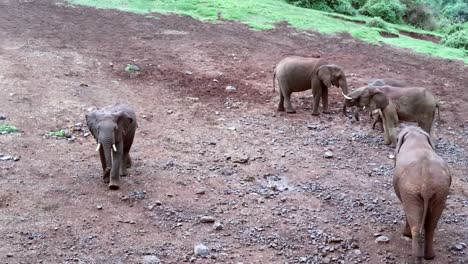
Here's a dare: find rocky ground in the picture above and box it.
[0,0,467,263]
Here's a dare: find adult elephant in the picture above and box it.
[86,103,138,190]
[342,85,439,147]
[273,56,349,115]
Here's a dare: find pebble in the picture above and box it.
[451,243,466,251]
[200,216,216,223]
[213,222,224,230]
[324,151,333,158]
[155,201,162,206]
[225,86,237,92]
[0,114,6,120]
[388,154,395,159]
[375,235,390,244]
[143,255,161,264]
[194,244,210,257]
[96,205,103,210]
[185,71,193,75]
[195,189,206,195]
[232,154,249,164]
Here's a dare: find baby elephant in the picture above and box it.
[86,103,138,190]
[273,56,349,115]
[394,126,451,263]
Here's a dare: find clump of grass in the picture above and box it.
[0,125,19,135]
[48,129,70,138]
[366,17,387,30]
[125,64,140,72]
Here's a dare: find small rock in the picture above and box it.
[6,253,13,258]
[96,205,103,210]
[232,154,249,164]
[375,235,390,244]
[83,132,90,137]
[451,243,466,251]
[0,115,6,120]
[195,189,206,195]
[200,216,216,223]
[185,71,193,75]
[225,86,237,92]
[143,255,161,264]
[194,243,210,257]
[0,155,12,161]
[213,222,224,230]
[166,110,173,114]
[324,151,334,159]
[155,201,162,206]
[388,154,395,159]
[299,257,307,263]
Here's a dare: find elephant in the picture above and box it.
[394,126,451,263]
[273,56,349,115]
[367,79,408,130]
[86,103,138,190]
[367,78,407,88]
[342,85,439,147]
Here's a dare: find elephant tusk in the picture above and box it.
[95,143,101,152]
[112,144,117,152]
[372,109,380,114]
[341,91,353,100]
[363,106,366,110]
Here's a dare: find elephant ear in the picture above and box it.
[317,65,332,88]
[113,111,135,137]
[85,111,99,141]
[416,127,435,150]
[395,128,409,154]
[369,88,389,110]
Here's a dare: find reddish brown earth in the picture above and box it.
[0,1,467,264]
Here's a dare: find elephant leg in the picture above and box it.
[312,87,322,116]
[99,148,110,183]
[403,217,412,238]
[401,197,424,263]
[321,86,329,114]
[278,89,285,112]
[424,198,446,260]
[383,108,398,147]
[120,139,134,176]
[284,92,296,114]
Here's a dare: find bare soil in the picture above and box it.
[0,1,467,264]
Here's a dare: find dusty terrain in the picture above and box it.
[0,0,467,263]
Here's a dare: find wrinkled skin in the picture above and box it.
[394,126,451,263]
[367,79,408,130]
[342,85,439,147]
[273,56,349,115]
[86,103,138,190]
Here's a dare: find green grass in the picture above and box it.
[0,125,19,134]
[48,130,69,138]
[67,0,467,63]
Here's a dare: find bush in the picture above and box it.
[359,0,406,24]
[442,28,468,50]
[404,2,438,30]
[442,1,468,23]
[286,0,357,16]
[366,16,389,30]
[350,0,367,10]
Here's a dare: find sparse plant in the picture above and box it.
[48,129,70,138]
[0,125,19,135]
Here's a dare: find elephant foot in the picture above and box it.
[120,168,128,177]
[311,111,320,116]
[322,110,331,114]
[384,138,391,145]
[277,106,285,112]
[424,253,435,260]
[286,109,296,114]
[109,181,120,190]
[402,228,412,238]
[103,168,111,183]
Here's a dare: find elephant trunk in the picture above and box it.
[99,136,114,170]
[340,79,349,117]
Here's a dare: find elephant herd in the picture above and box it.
[85,55,451,264]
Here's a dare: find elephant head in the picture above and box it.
[342,86,389,120]
[86,110,135,184]
[317,64,349,95]
[396,126,434,155]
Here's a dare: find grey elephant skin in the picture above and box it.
[86,103,138,190]
[342,85,439,147]
[394,126,451,263]
[367,79,408,129]
[273,56,349,115]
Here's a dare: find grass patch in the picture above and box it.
[0,125,19,135]
[67,0,467,63]
[48,130,70,138]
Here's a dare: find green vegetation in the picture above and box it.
[125,64,140,72]
[0,125,19,134]
[67,0,467,62]
[48,130,69,138]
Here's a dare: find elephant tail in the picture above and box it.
[272,71,276,92]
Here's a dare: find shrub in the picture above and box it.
[286,0,357,16]
[442,29,468,50]
[359,0,406,24]
[350,0,367,10]
[442,1,468,23]
[366,16,389,30]
[404,2,438,30]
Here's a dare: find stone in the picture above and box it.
[232,154,249,164]
[143,255,161,264]
[195,189,206,195]
[225,86,237,92]
[451,243,466,251]
[200,216,216,223]
[194,244,210,257]
[324,151,333,159]
[388,154,395,159]
[0,115,6,120]
[96,205,103,210]
[213,222,224,230]
[375,235,390,244]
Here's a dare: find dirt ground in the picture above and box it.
[0,0,467,263]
